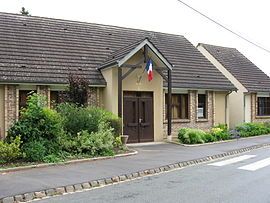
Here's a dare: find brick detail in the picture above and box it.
[4,85,18,137]
[163,90,215,139]
[87,87,99,106]
[37,85,50,107]
[251,93,270,123]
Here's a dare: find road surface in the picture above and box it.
[38,147,270,203]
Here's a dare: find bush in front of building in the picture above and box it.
[57,103,122,136]
[210,124,230,141]
[178,128,206,144]
[236,122,270,137]
[4,94,122,164]
[7,94,65,162]
[178,124,230,144]
[61,122,114,156]
[0,136,22,164]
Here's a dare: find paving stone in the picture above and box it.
[138,171,145,177]
[119,175,127,181]
[45,189,56,196]
[90,181,98,187]
[55,187,65,195]
[74,184,83,191]
[82,182,91,189]
[65,185,75,193]
[154,168,161,173]
[164,166,170,171]
[132,173,139,178]
[24,193,34,201]
[149,169,155,174]
[169,164,175,169]
[14,195,23,202]
[111,176,120,182]
[1,197,14,203]
[34,191,46,199]
[173,164,179,168]
[105,178,113,184]
[97,179,105,186]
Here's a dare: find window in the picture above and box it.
[50,91,67,107]
[19,90,35,110]
[165,94,189,119]
[197,94,207,119]
[257,97,270,116]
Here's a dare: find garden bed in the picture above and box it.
[178,122,270,145]
[0,148,136,172]
[1,94,126,168]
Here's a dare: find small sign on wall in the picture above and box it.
[197,107,204,118]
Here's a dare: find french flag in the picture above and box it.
[145,59,153,81]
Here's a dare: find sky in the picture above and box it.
[1,0,270,76]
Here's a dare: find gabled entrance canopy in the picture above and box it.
[99,38,173,138]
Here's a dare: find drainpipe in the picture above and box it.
[243,93,246,123]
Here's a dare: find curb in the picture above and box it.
[0,150,138,174]
[169,134,270,147]
[1,143,270,203]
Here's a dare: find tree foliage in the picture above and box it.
[20,7,30,16]
[67,73,90,106]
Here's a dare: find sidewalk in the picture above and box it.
[1,135,270,199]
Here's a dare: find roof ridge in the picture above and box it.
[199,43,237,50]
[0,11,185,39]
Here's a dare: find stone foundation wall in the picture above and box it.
[163,90,215,139]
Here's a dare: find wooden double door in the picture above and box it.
[123,91,154,143]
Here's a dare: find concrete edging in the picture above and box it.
[0,150,138,174]
[1,143,270,203]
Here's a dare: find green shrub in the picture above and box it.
[7,94,64,146]
[113,136,123,148]
[204,133,217,143]
[211,126,230,141]
[178,128,206,144]
[0,136,22,164]
[43,154,63,163]
[236,122,270,137]
[57,103,121,136]
[74,122,115,156]
[22,140,47,162]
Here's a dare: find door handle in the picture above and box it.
[139,118,143,123]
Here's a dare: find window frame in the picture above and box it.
[197,93,207,119]
[257,96,270,116]
[165,93,189,120]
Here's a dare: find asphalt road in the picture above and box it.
[38,147,270,203]
[2,136,270,198]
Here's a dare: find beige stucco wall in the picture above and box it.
[122,68,163,141]
[214,92,228,126]
[101,50,165,141]
[101,67,118,115]
[0,85,4,138]
[244,94,251,123]
[198,45,247,128]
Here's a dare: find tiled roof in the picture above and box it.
[0,12,235,90]
[200,43,270,92]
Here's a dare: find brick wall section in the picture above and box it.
[251,93,270,123]
[87,87,100,106]
[37,85,50,107]
[163,90,215,139]
[4,85,18,137]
